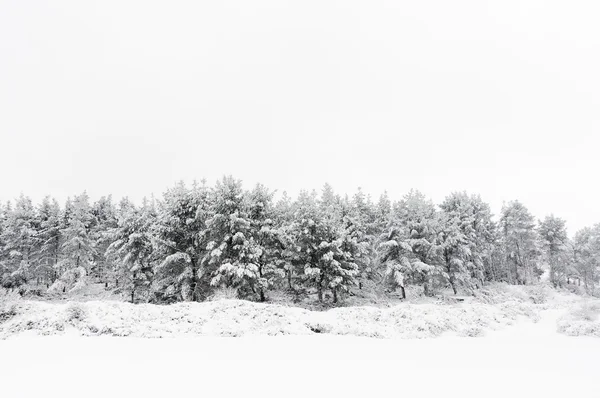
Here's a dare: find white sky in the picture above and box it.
[1,0,599,233]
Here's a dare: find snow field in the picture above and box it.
[1,321,598,398]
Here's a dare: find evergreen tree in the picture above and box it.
[0,195,36,289]
[538,215,569,288]
[393,190,442,296]
[498,201,541,284]
[438,192,494,294]
[378,224,413,299]
[54,192,95,291]
[206,176,262,299]
[288,190,359,302]
[90,195,118,282]
[36,196,62,284]
[245,183,286,301]
[573,226,600,294]
[153,181,211,302]
[107,198,156,303]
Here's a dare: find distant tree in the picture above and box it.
[53,192,95,291]
[0,195,37,289]
[90,195,118,282]
[538,215,569,288]
[573,226,600,294]
[35,196,62,284]
[499,201,541,284]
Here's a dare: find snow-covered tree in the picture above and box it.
[53,192,95,292]
[153,181,211,302]
[245,183,286,301]
[538,215,569,287]
[378,225,413,299]
[205,176,263,299]
[35,196,62,283]
[0,195,37,289]
[90,195,118,282]
[107,198,156,303]
[438,192,494,294]
[287,191,359,302]
[393,190,442,296]
[572,226,600,294]
[498,201,541,284]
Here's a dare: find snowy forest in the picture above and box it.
[0,176,597,305]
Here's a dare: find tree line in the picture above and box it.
[0,176,597,304]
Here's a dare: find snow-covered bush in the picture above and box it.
[0,288,21,324]
[208,287,239,301]
[557,300,600,337]
[0,295,545,340]
[49,266,88,294]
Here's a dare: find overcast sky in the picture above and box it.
[1,0,599,233]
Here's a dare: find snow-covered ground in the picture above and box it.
[1,284,598,397]
[0,309,598,398]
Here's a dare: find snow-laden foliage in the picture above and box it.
[56,192,95,288]
[286,190,360,303]
[2,177,600,304]
[498,201,542,284]
[538,215,570,288]
[152,181,211,302]
[106,198,155,303]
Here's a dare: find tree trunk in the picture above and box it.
[332,287,338,304]
[259,288,266,302]
[191,258,198,302]
[400,285,406,300]
[317,285,323,302]
[449,276,458,295]
[317,273,324,302]
[423,274,433,297]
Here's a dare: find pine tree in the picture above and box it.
[36,196,62,284]
[205,176,262,299]
[53,192,95,292]
[0,195,37,289]
[288,190,359,302]
[153,181,211,302]
[90,195,118,282]
[107,198,156,303]
[539,215,569,288]
[378,224,413,299]
[573,226,600,294]
[245,183,286,301]
[394,190,442,296]
[499,201,541,284]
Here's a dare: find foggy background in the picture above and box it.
[1,0,598,233]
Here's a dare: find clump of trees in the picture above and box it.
[0,177,597,304]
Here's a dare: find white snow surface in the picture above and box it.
[0,309,598,398]
[1,285,598,397]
